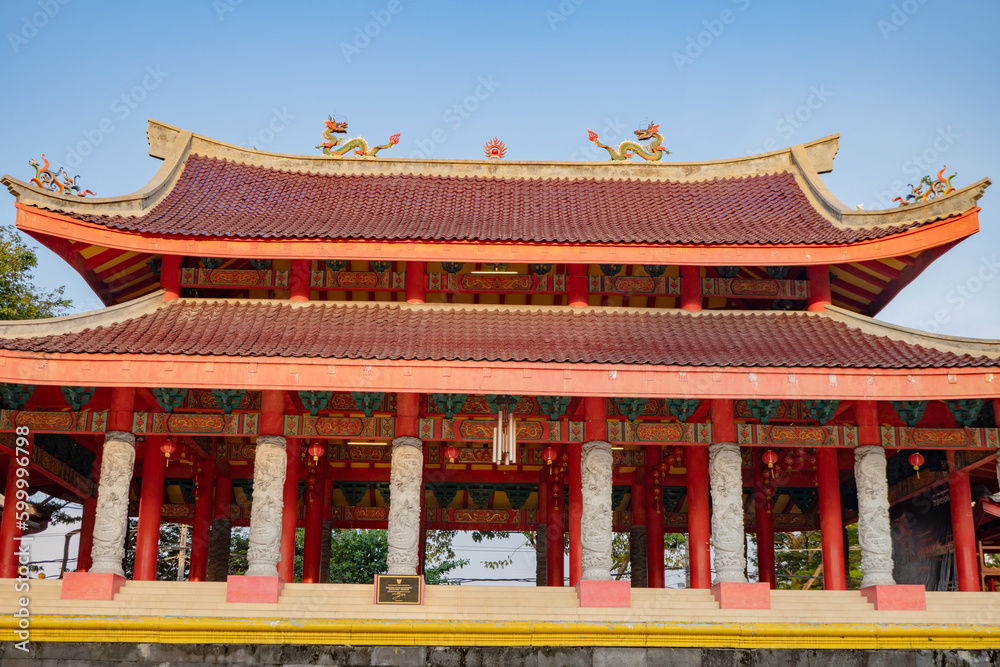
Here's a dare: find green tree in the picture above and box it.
[0,226,71,319]
[227,528,467,584]
[765,525,862,590]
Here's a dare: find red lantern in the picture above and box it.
[160,439,177,460]
[541,446,557,466]
[307,441,325,463]
[762,450,778,468]
[445,445,460,463]
[909,452,925,479]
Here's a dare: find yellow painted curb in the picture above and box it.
[1,615,999,650]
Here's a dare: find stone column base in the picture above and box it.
[861,584,926,610]
[711,582,771,609]
[226,575,285,603]
[575,580,631,607]
[61,571,126,600]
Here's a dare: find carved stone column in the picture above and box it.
[90,432,136,577]
[580,440,613,581]
[387,436,423,575]
[854,445,895,587]
[709,442,747,584]
[245,435,287,577]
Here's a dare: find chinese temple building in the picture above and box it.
[1,118,999,662]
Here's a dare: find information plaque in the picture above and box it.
[374,574,424,605]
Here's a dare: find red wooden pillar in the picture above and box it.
[567,264,589,307]
[686,444,711,588]
[302,446,326,584]
[546,463,565,586]
[856,400,880,447]
[289,259,311,302]
[645,446,666,589]
[567,442,583,586]
[753,458,776,589]
[406,261,426,304]
[279,438,301,582]
[161,254,183,301]
[134,435,167,581]
[189,461,215,582]
[679,266,702,311]
[214,476,233,522]
[77,496,97,572]
[806,264,832,313]
[816,447,847,590]
[947,451,979,592]
[0,435,32,578]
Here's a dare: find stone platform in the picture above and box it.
[2,579,999,654]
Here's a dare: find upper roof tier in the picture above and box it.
[3,119,989,250]
[1,120,990,312]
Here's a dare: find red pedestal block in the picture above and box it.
[861,584,926,611]
[60,572,126,600]
[575,579,631,607]
[226,575,285,603]
[711,582,771,609]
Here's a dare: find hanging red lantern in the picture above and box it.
[541,446,557,466]
[762,450,778,468]
[307,441,325,463]
[445,445,460,463]
[909,452,925,479]
[160,439,178,460]
[762,450,778,478]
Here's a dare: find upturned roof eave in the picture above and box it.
[4,118,987,236]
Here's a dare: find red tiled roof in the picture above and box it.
[1,300,993,368]
[62,155,919,245]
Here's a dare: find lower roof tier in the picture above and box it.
[0,291,997,370]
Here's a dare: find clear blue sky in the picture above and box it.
[2,0,998,579]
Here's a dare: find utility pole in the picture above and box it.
[176,525,188,581]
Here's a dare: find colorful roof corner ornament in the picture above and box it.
[484,137,506,159]
[587,121,669,162]
[316,116,400,158]
[28,154,94,196]
[893,166,957,206]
